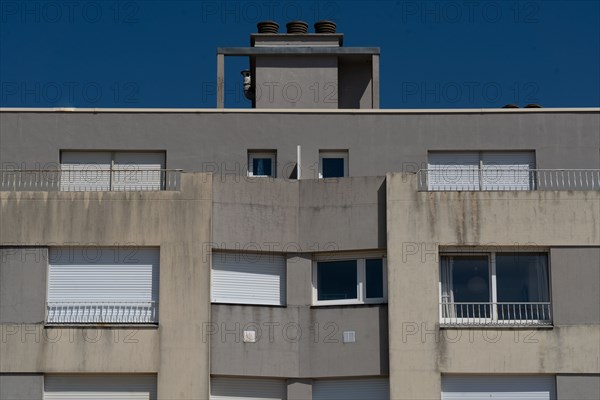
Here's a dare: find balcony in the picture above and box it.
[46,301,159,324]
[418,169,600,191]
[440,302,552,327]
[1,169,182,191]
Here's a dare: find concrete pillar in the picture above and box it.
[287,378,312,400]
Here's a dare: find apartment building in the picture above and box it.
[1,21,599,400]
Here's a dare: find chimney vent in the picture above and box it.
[502,104,519,108]
[257,21,279,34]
[286,21,308,34]
[525,103,542,108]
[314,20,336,34]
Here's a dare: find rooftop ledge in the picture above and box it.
[1,107,599,114]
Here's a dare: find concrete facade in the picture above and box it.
[0,174,212,399]
[0,248,47,324]
[556,375,600,399]
[1,33,599,398]
[387,173,600,399]
[0,374,43,400]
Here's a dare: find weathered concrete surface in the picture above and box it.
[551,248,600,325]
[213,176,386,252]
[556,374,600,399]
[386,173,600,399]
[0,374,43,400]
[0,248,47,324]
[0,174,212,399]
[210,304,388,378]
[287,378,312,400]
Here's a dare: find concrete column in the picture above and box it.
[287,378,312,400]
[0,374,43,400]
[556,375,600,399]
[286,253,312,306]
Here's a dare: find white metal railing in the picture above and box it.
[440,302,552,327]
[46,301,158,324]
[417,169,600,191]
[0,169,182,191]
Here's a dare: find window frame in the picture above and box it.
[248,150,277,178]
[318,150,349,179]
[438,249,551,325]
[312,253,387,306]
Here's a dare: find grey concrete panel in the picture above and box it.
[0,248,47,324]
[551,248,600,325]
[287,379,312,400]
[1,112,599,177]
[557,375,600,400]
[286,254,313,306]
[338,57,373,109]
[0,374,43,400]
[210,304,388,378]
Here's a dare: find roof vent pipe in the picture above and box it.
[286,21,308,34]
[314,20,336,33]
[257,21,279,34]
[525,103,542,108]
[502,104,519,108]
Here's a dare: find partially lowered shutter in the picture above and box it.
[113,152,165,191]
[481,151,535,190]
[428,152,480,191]
[210,376,286,400]
[313,378,389,400]
[442,375,556,400]
[44,374,157,400]
[47,248,159,323]
[60,151,111,191]
[212,252,286,306]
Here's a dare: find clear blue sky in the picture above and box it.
[1,0,599,108]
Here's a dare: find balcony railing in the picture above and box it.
[46,301,158,324]
[1,169,182,191]
[418,169,600,191]
[440,302,552,327]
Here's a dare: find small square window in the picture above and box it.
[248,151,276,177]
[317,260,358,301]
[319,150,348,178]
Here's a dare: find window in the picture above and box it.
[313,255,386,305]
[46,247,159,324]
[60,151,166,191]
[442,375,556,400]
[211,251,286,306]
[440,252,551,326]
[248,151,276,177]
[319,150,349,178]
[427,151,535,191]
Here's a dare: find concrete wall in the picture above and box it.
[0,174,212,399]
[556,375,600,399]
[210,304,388,378]
[1,111,598,179]
[550,248,600,325]
[338,57,373,109]
[287,379,312,400]
[0,248,47,324]
[0,374,43,400]
[213,176,386,252]
[386,173,600,399]
[255,56,338,108]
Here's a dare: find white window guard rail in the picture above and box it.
[417,169,600,191]
[46,301,158,324]
[440,302,552,327]
[1,169,182,191]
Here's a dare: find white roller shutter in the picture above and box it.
[47,248,159,324]
[442,375,556,400]
[44,374,156,400]
[60,151,111,191]
[313,378,389,400]
[212,252,286,306]
[428,152,480,191]
[210,376,286,400]
[113,152,165,191]
[481,152,535,190]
